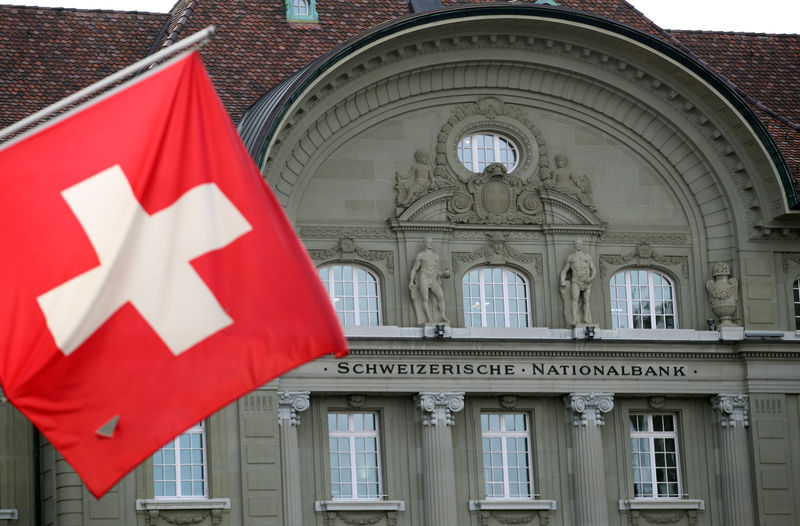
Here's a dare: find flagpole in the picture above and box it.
[0,25,216,144]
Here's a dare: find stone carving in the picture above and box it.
[300,227,393,239]
[395,151,433,207]
[451,232,542,274]
[409,238,450,325]
[560,240,596,327]
[307,237,394,274]
[782,253,800,271]
[499,395,518,409]
[347,394,367,409]
[599,242,689,278]
[453,230,540,241]
[544,154,596,211]
[565,393,614,426]
[711,393,749,427]
[706,262,738,327]
[625,509,699,526]
[448,162,544,224]
[416,392,465,426]
[277,391,310,426]
[476,510,551,526]
[600,232,687,245]
[144,510,223,526]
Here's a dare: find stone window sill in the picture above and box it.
[0,509,18,520]
[469,499,557,511]
[135,498,231,511]
[314,500,405,512]
[619,498,705,511]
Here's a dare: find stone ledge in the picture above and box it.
[0,509,18,520]
[314,500,405,512]
[619,498,705,511]
[469,499,557,511]
[135,498,231,511]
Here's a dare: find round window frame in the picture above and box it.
[438,103,545,185]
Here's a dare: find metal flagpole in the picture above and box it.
[0,25,216,147]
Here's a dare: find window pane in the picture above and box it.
[611,270,676,330]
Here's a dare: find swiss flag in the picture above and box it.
[0,52,347,497]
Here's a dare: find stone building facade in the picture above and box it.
[1,2,800,526]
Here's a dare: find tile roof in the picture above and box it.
[0,5,166,129]
[0,0,797,190]
[668,30,800,183]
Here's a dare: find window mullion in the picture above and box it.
[501,270,511,327]
[479,271,488,327]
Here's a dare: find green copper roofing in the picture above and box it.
[237,3,798,210]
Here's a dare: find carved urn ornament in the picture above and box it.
[706,262,739,327]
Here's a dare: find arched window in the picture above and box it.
[793,276,800,330]
[319,264,381,326]
[457,132,518,173]
[610,269,676,329]
[462,267,530,328]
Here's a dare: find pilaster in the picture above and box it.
[565,393,614,526]
[277,391,310,526]
[711,393,756,526]
[415,392,464,526]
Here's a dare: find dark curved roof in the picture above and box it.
[236,4,798,209]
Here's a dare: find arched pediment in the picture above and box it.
[239,5,800,271]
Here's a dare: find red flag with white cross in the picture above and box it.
[0,51,347,497]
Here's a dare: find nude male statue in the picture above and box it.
[559,239,596,327]
[409,237,450,324]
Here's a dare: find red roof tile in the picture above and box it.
[668,30,800,179]
[0,6,166,128]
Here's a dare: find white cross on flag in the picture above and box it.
[0,52,347,497]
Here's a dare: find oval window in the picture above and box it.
[457,132,519,173]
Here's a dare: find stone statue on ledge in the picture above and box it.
[560,239,596,327]
[409,237,450,325]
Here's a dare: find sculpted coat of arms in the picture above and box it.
[448,162,544,224]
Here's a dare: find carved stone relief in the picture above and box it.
[599,242,689,278]
[476,510,549,526]
[543,154,596,212]
[447,163,545,225]
[451,232,542,274]
[307,237,394,274]
[781,253,800,271]
[395,150,433,207]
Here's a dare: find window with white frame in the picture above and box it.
[463,267,530,328]
[153,422,207,498]
[481,413,534,499]
[610,269,676,329]
[285,0,317,21]
[629,414,682,499]
[793,276,800,330]
[457,132,519,173]
[319,264,381,326]
[328,412,382,500]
